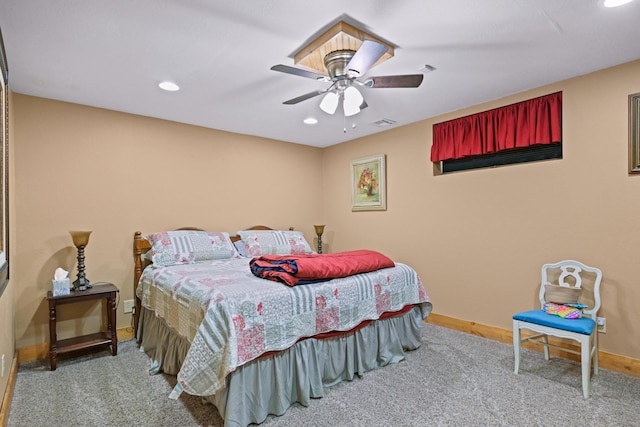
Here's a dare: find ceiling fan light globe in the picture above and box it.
[319,92,339,114]
[343,86,364,116]
[344,105,361,117]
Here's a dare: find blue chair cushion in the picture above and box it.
[513,309,596,335]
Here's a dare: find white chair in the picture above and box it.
[512,260,603,398]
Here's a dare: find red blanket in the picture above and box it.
[249,249,395,286]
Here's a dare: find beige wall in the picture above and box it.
[8,59,640,364]
[12,95,323,348]
[323,59,640,360]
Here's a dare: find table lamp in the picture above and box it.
[70,230,92,291]
[314,224,325,254]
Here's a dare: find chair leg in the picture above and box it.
[542,334,549,360]
[593,332,599,376]
[581,339,591,399]
[512,321,521,374]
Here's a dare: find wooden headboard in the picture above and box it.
[132,225,280,334]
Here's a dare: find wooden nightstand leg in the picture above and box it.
[48,301,58,371]
[109,292,118,356]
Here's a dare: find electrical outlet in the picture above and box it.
[597,317,606,333]
[123,299,135,314]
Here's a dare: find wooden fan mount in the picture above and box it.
[293,21,394,76]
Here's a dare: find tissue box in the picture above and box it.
[52,279,71,296]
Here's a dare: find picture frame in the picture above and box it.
[0,27,8,297]
[629,92,640,174]
[351,154,386,211]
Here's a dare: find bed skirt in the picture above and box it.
[137,304,429,427]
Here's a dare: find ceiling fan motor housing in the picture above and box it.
[324,50,356,80]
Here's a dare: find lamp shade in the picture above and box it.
[69,230,92,247]
[343,86,363,117]
[319,91,339,114]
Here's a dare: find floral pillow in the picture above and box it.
[146,230,239,266]
[237,230,314,257]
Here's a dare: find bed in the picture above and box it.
[133,227,432,427]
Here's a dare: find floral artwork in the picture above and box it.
[351,154,386,211]
[357,167,377,196]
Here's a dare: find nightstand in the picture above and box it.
[46,282,119,370]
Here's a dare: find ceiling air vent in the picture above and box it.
[370,118,397,127]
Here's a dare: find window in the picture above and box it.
[437,143,562,174]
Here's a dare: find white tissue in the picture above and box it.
[54,267,69,281]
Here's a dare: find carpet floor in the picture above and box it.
[8,323,640,426]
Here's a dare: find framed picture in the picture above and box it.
[629,92,640,174]
[351,154,386,211]
[0,27,8,297]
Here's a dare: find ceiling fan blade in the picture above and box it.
[345,40,388,76]
[282,90,327,105]
[271,64,327,81]
[365,74,424,88]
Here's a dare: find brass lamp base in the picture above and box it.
[314,224,325,254]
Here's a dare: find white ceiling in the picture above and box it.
[1,0,640,148]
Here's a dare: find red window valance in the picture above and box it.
[430,91,562,162]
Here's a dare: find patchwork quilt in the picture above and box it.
[137,257,431,396]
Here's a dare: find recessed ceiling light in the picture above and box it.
[603,0,633,7]
[159,81,180,91]
[303,117,318,125]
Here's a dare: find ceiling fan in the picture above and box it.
[270,40,424,117]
